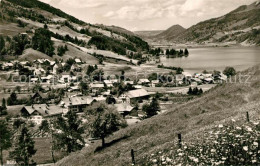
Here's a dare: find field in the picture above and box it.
[0,22,29,36]
[3,137,65,165]
[56,65,260,166]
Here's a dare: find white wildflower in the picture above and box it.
[178,153,183,156]
[231,119,236,122]
[247,127,253,132]
[236,127,242,130]
[219,124,223,128]
[166,157,172,162]
[253,142,258,146]
[193,158,199,163]
[243,146,248,151]
[152,159,157,163]
[211,149,216,153]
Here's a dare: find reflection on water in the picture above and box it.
[160,47,260,74]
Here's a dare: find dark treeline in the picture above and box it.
[157,64,184,74]
[88,36,136,55]
[166,48,189,58]
[5,0,85,25]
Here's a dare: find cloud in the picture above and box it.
[48,0,107,8]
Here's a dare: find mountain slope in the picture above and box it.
[57,65,260,166]
[0,0,149,60]
[173,1,260,45]
[135,30,164,38]
[155,24,186,40]
[134,25,186,44]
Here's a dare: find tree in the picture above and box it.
[9,34,30,55]
[187,87,193,95]
[9,125,37,165]
[32,28,54,56]
[1,98,6,110]
[7,92,18,106]
[0,36,5,55]
[0,120,12,166]
[184,48,189,55]
[39,120,49,137]
[53,111,85,154]
[86,102,127,147]
[143,97,160,118]
[106,96,116,104]
[79,81,89,95]
[15,86,21,93]
[32,84,43,93]
[223,67,236,77]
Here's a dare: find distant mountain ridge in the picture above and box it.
[136,1,260,46]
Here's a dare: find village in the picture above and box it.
[0,57,228,127]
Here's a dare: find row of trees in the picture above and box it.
[187,87,203,95]
[166,48,189,57]
[0,102,126,165]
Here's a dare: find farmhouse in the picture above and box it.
[114,103,134,117]
[120,89,150,103]
[31,92,48,103]
[20,104,64,125]
[60,96,94,112]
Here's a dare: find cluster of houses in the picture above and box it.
[18,87,150,125]
[1,58,83,84]
[2,58,228,125]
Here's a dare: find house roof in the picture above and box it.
[138,79,150,83]
[75,59,81,63]
[61,96,94,106]
[90,83,104,88]
[22,104,63,117]
[32,92,48,99]
[126,89,149,99]
[114,103,134,113]
[124,81,134,85]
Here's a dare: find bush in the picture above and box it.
[223,67,236,77]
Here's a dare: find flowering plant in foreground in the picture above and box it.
[145,121,260,165]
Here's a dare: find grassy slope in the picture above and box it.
[19,48,53,61]
[53,41,98,65]
[173,2,260,43]
[57,65,260,166]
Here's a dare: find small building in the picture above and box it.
[151,80,160,87]
[138,79,150,85]
[34,68,45,76]
[75,58,82,64]
[114,103,134,117]
[104,80,113,87]
[30,78,39,83]
[31,92,48,104]
[2,63,13,70]
[124,81,134,85]
[182,72,192,79]
[90,83,105,89]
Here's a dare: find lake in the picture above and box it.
[160,47,260,74]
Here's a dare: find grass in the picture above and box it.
[3,137,65,165]
[56,64,260,166]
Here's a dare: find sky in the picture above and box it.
[39,0,256,31]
